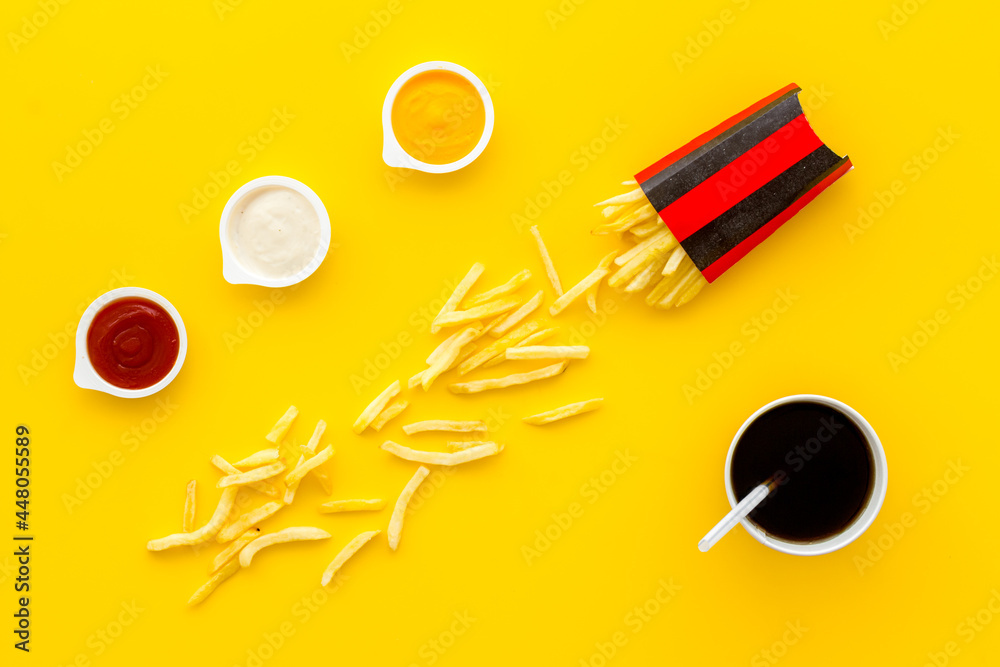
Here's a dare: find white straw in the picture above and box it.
[698,483,771,552]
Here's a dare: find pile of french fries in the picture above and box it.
[592,180,708,308]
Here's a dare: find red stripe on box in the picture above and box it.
[634,83,800,186]
[661,114,824,242]
[700,158,854,282]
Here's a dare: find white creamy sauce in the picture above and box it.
[228,186,321,279]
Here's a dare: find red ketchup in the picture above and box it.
[86,298,179,389]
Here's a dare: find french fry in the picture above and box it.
[458,321,540,375]
[600,203,626,219]
[608,237,676,289]
[371,399,410,430]
[523,398,604,425]
[218,501,285,542]
[446,440,494,452]
[381,440,503,466]
[232,449,281,469]
[676,274,707,306]
[402,420,487,435]
[624,254,669,293]
[464,269,531,307]
[303,420,333,495]
[265,406,298,443]
[318,499,386,513]
[147,487,239,551]
[662,246,686,275]
[183,480,196,532]
[550,257,614,316]
[423,325,482,389]
[449,362,568,394]
[284,445,334,488]
[485,327,559,368]
[432,296,521,330]
[388,466,430,551]
[426,323,481,364]
[353,380,401,434]
[614,228,671,266]
[239,527,331,567]
[657,267,702,309]
[490,290,543,337]
[217,462,286,488]
[629,219,662,238]
[591,204,655,235]
[506,345,589,361]
[586,252,617,313]
[188,559,240,606]
[210,528,260,573]
[431,263,484,333]
[530,225,563,296]
[210,455,280,498]
[321,530,381,586]
[645,258,694,305]
[593,187,645,207]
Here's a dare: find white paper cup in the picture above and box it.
[73,287,187,399]
[220,175,331,287]
[723,394,888,556]
[381,61,495,174]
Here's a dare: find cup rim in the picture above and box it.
[219,175,332,287]
[381,60,495,174]
[73,287,188,399]
[723,394,888,556]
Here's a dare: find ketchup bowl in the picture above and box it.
[73,287,188,398]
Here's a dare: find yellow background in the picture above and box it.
[3,0,998,665]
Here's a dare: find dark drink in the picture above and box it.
[729,400,874,543]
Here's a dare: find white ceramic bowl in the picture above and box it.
[73,287,187,399]
[723,394,888,556]
[381,61,495,174]
[220,175,331,287]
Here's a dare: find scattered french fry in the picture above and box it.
[239,527,331,567]
[284,445,334,488]
[586,252,617,313]
[371,399,410,430]
[353,380,401,434]
[485,327,559,367]
[303,420,333,495]
[458,320,541,375]
[446,440,494,452]
[318,499,386,513]
[265,406,298,443]
[530,225,563,296]
[381,440,503,466]
[523,398,604,425]
[490,290,543,337]
[464,269,532,307]
[232,449,281,469]
[388,466,430,551]
[321,531,381,586]
[211,528,260,574]
[218,501,285,542]
[423,325,482,389]
[217,462,286,488]
[550,256,614,316]
[506,345,589,361]
[147,487,239,551]
[432,296,522,330]
[431,263,484,333]
[449,362,568,394]
[183,480,196,532]
[402,420,488,435]
[188,559,240,606]
[210,455,280,498]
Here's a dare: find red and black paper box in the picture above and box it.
[635,83,852,283]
